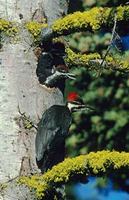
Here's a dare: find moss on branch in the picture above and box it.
[19,150,129,199]
[52,5,129,35]
[1,6,129,73]
[0,20,47,44]
[23,5,129,41]
[25,21,47,42]
[66,48,129,73]
[0,19,18,37]
[1,6,129,40]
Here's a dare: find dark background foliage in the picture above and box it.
[65,0,129,198]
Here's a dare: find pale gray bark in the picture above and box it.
[42,0,69,25]
[0,39,63,182]
[0,0,44,21]
[0,0,64,199]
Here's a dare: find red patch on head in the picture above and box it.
[67,92,78,101]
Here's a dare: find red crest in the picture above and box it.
[67,92,78,101]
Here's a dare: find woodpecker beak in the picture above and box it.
[67,101,95,112]
[74,104,94,111]
[76,104,86,110]
[65,73,76,80]
[83,104,95,111]
[56,71,76,80]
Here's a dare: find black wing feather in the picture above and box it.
[35,105,71,172]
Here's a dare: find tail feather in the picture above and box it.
[36,143,65,173]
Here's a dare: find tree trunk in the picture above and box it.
[0,0,63,199]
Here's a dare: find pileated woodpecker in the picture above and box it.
[37,1,71,94]
[36,42,75,94]
[35,92,93,173]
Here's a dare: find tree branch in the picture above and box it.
[19,150,129,199]
[52,5,129,36]
[66,48,129,74]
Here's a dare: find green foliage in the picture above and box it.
[65,2,129,159]
[64,2,129,197]
[82,0,128,8]
[67,32,111,53]
[66,69,129,155]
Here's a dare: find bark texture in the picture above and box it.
[42,0,69,25]
[0,0,64,199]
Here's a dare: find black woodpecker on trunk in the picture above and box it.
[35,92,93,173]
[36,0,71,95]
[36,41,75,94]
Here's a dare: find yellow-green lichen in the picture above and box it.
[19,175,48,198]
[25,21,47,42]
[0,5,129,41]
[19,150,129,199]
[66,48,129,73]
[52,5,129,35]
[66,47,101,69]
[105,55,129,73]
[52,8,104,35]
[0,19,18,37]
[116,5,129,21]
[1,5,129,44]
